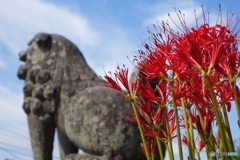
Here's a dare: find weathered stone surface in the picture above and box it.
[32,86,44,100]
[23,82,34,97]
[18,33,147,160]
[36,70,51,84]
[43,84,56,99]
[18,50,27,62]
[30,98,42,114]
[17,64,28,79]
[22,98,32,114]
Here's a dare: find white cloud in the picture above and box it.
[0,0,138,77]
[0,60,5,68]
[89,27,137,77]
[0,0,99,55]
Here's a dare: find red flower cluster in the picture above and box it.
[102,6,240,159]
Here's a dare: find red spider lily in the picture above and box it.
[172,81,191,100]
[129,111,161,138]
[102,5,240,160]
[195,136,205,151]
[236,85,240,101]
[181,106,215,133]
[152,107,165,125]
[203,116,212,134]
[198,106,216,123]
[129,101,175,139]
[136,99,166,125]
[188,88,213,109]
[135,100,156,125]
[155,79,169,104]
[128,109,150,127]
[114,65,130,91]
[215,80,234,103]
[167,55,192,81]
[137,49,169,79]
[182,135,188,146]
[130,76,141,97]
[138,81,159,103]
[185,73,222,109]
[128,99,166,137]
[196,115,204,135]
[189,107,198,126]
[179,108,197,130]
[159,112,177,140]
[196,110,214,136]
[140,139,156,158]
[135,6,240,79]
[173,23,239,74]
[138,77,169,105]
[183,135,205,152]
[102,72,123,92]
[143,128,156,138]
[213,24,240,77]
[102,65,134,98]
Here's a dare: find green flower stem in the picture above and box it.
[197,153,201,160]
[181,98,195,160]
[170,82,183,160]
[222,106,233,140]
[130,101,151,160]
[205,133,217,160]
[231,81,240,126]
[163,107,174,160]
[209,134,216,152]
[205,142,210,159]
[166,143,174,160]
[198,129,214,160]
[195,103,215,157]
[205,143,217,160]
[224,133,237,160]
[155,136,164,160]
[222,106,236,154]
[187,108,195,152]
[205,75,230,154]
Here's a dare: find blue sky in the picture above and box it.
[0,0,240,159]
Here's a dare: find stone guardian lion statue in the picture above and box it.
[17,33,146,160]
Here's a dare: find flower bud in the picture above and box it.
[196,115,203,135]
[203,116,211,134]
